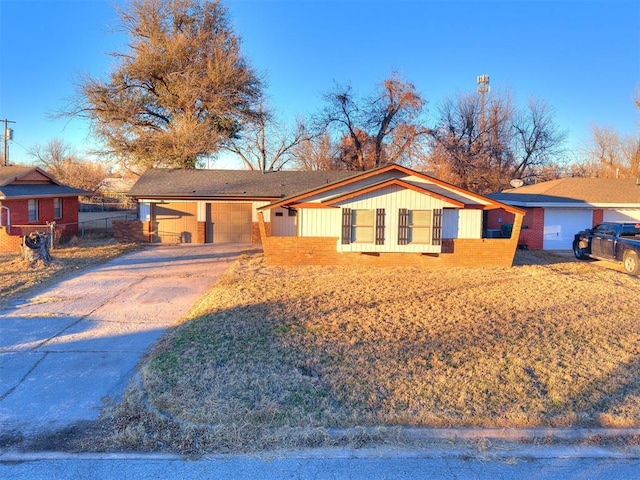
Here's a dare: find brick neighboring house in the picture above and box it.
[0,166,87,253]
[487,177,640,250]
[126,164,525,268]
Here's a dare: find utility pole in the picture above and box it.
[2,119,16,166]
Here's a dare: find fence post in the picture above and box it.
[49,221,56,250]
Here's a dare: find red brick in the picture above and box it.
[258,212,523,268]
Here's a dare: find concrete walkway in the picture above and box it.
[0,243,250,438]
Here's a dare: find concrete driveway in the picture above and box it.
[0,243,250,439]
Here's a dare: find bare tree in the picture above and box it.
[29,139,109,192]
[67,0,262,171]
[583,125,624,177]
[511,98,566,181]
[290,131,340,171]
[427,91,565,192]
[316,73,429,170]
[221,102,310,172]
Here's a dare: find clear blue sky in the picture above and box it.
[1,0,638,169]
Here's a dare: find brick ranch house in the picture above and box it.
[487,177,640,250]
[0,166,87,253]
[125,164,525,267]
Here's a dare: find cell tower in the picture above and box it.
[476,75,490,131]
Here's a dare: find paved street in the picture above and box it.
[0,244,249,437]
[2,447,640,480]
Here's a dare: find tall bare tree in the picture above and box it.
[316,73,429,170]
[67,0,262,172]
[427,90,565,193]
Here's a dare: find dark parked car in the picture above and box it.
[573,222,640,275]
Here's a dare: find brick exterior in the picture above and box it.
[258,212,523,268]
[196,221,206,243]
[251,222,264,244]
[486,207,543,250]
[0,227,23,252]
[112,220,151,243]
[592,209,604,226]
[0,197,81,253]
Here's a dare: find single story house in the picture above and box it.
[487,177,640,250]
[0,166,87,253]
[125,164,525,267]
[126,168,358,244]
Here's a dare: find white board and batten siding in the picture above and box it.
[300,184,466,253]
[270,206,298,236]
[442,208,482,239]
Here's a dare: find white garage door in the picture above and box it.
[603,209,640,223]
[543,209,593,250]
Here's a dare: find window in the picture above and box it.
[398,209,442,245]
[53,198,63,219]
[352,209,374,243]
[341,208,385,245]
[409,210,431,244]
[28,199,39,222]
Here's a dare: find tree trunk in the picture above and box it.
[21,232,52,267]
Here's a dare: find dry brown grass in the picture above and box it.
[0,238,142,305]
[100,250,640,453]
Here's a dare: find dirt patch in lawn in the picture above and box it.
[0,239,142,306]
[90,250,640,454]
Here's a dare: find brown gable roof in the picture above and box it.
[128,168,359,199]
[0,166,53,186]
[0,166,88,199]
[489,177,640,205]
[261,163,525,215]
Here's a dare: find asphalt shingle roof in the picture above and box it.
[488,177,640,205]
[0,166,87,199]
[128,169,360,199]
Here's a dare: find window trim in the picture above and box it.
[342,208,385,245]
[53,197,63,219]
[351,209,375,243]
[28,199,39,222]
[398,208,443,245]
[408,209,432,245]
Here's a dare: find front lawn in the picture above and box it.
[100,250,640,453]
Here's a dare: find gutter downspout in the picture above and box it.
[1,204,10,233]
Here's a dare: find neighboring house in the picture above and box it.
[126,164,525,268]
[487,177,640,250]
[0,166,87,253]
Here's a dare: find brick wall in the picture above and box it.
[592,209,604,226]
[0,197,81,253]
[0,227,23,253]
[112,220,151,243]
[196,222,206,243]
[258,211,523,268]
[487,207,543,250]
[252,222,264,244]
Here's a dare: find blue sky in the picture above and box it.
[0,0,638,169]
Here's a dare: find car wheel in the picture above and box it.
[623,250,640,275]
[573,242,587,260]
